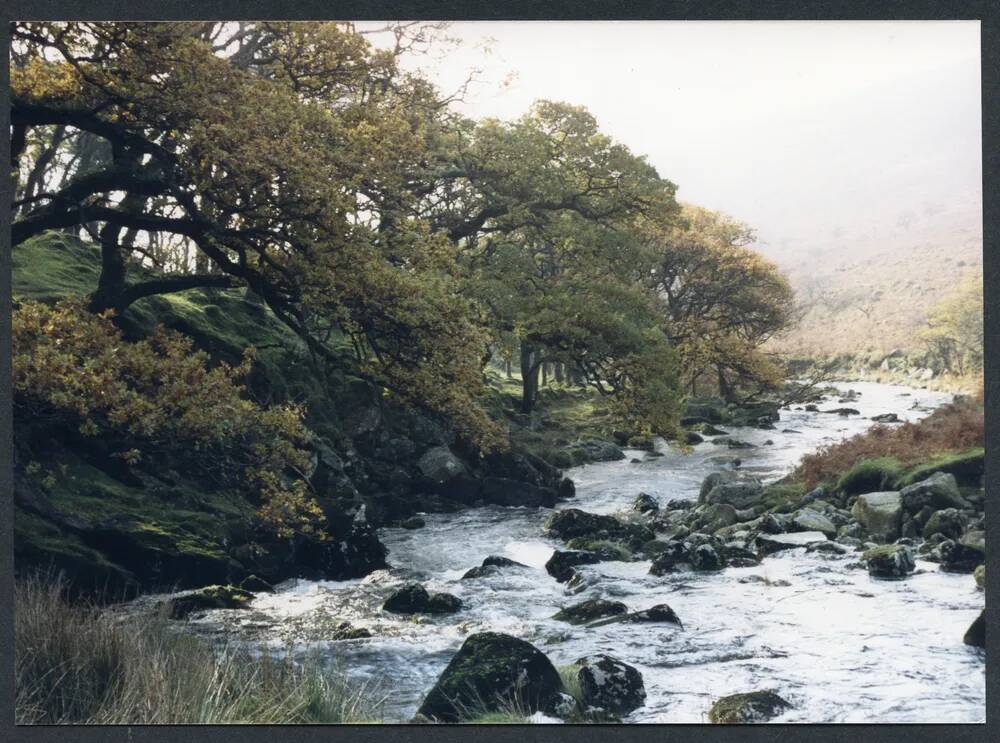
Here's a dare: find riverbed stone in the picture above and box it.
[553,599,628,625]
[163,584,253,619]
[632,493,660,515]
[851,491,902,541]
[922,508,966,540]
[939,538,985,573]
[861,544,916,579]
[708,690,791,723]
[544,508,654,549]
[791,509,838,538]
[571,654,646,715]
[416,632,564,722]
[701,475,764,510]
[899,472,965,514]
[690,543,725,571]
[755,531,828,555]
[546,550,602,582]
[588,603,683,628]
[382,583,462,614]
[964,610,985,648]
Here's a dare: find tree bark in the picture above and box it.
[520,344,541,413]
[554,362,564,384]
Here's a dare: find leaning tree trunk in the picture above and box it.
[717,365,737,404]
[554,362,564,384]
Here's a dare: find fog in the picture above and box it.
[367,21,982,264]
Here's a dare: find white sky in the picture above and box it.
[363,20,982,260]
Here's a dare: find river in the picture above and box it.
[186,380,986,723]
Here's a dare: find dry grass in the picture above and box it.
[15,575,384,724]
[794,397,984,489]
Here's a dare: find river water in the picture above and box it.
[189,381,986,723]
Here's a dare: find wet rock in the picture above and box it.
[163,585,253,619]
[557,477,576,500]
[755,531,828,556]
[804,404,819,412]
[963,610,985,648]
[690,543,725,571]
[544,508,654,549]
[648,540,688,575]
[565,538,633,561]
[851,491,902,541]
[689,503,738,533]
[685,431,705,445]
[921,508,966,540]
[552,599,628,625]
[871,413,900,423]
[900,472,966,514]
[589,603,683,628]
[861,544,916,579]
[698,424,729,436]
[417,632,564,722]
[939,538,985,573]
[481,477,557,508]
[700,472,764,509]
[568,439,625,463]
[790,509,838,538]
[666,498,696,510]
[807,541,849,555]
[330,621,372,640]
[632,493,660,515]
[822,407,860,416]
[708,690,791,723]
[382,583,462,614]
[400,516,426,530]
[461,555,528,580]
[571,655,646,715]
[545,550,602,582]
[974,564,985,591]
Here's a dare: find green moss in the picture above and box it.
[564,538,633,561]
[896,448,984,488]
[836,457,902,495]
[12,232,103,302]
[760,481,807,512]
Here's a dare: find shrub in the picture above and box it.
[15,575,383,724]
[795,398,984,489]
[12,299,322,538]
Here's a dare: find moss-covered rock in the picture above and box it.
[544,508,654,550]
[564,538,633,562]
[899,472,966,514]
[938,538,985,573]
[382,583,462,615]
[708,690,791,723]
[553,599,628,625]
[587,603,683,629]
[861,544,916,579]
[545,550,602,582]
[898,449,984,488]
[416,632,565,722]
[837,458,901,496]
[921,508,966,540]
[569,655,646,716]
[164,585,254,619]
[963,610,985,648]
[851,491,902,542]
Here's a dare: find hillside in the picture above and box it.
[762,200,982,361]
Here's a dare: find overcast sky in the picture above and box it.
[365,21,982,259]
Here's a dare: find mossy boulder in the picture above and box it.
[851,491,902,542]
[899,472,966,514]
[790,509,838,538]
[861,544,916,579]
[553,599,628,625]
[631,493,660,515]
[963,610,985,648]
[566,439,625,464]
[544,508,654,550]
[921,508,966,540]
[699,472,764,509]
[382,583,462,614]
[569,655,646,716]
[938,538,985,573]
[564,538,633,561]
[689,543,725,571]
[708,690,791,723]
[587,603,682,629]
[898,449,984,488]
[416,632,565,722]
[462,555,527,580]
[164,584,253,619]
[545,550,602,582]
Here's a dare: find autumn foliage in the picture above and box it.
[794,397,984,488]
[12,299,323,537]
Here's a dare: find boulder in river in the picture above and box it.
[974,564,985,591]
[480,476,557,508]
[382,583,462,614]
[963,610,985,648]
[417,632,565,722]
[553,598,629,625]
[631,492,660,515]
[822,407,860,416]
[567,439,625,463]
[708,690,792,723]
[163,584,253,619]
[699,472,764,509]
[755,531,828,556]
[545,550,602,582]
[570,654,646,715]
[851,491,902,541]
[921,508,967,540]
[588,603,683,628]
[900,472,966,514]
[790,509,838,538]
[939,537,985,573]
[861,544,916,579]
[544,508,654,549]
[871,413,900,423]
[461,555,528,580]
[689,543,725,571]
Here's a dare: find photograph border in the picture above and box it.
[1,2,996,742]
